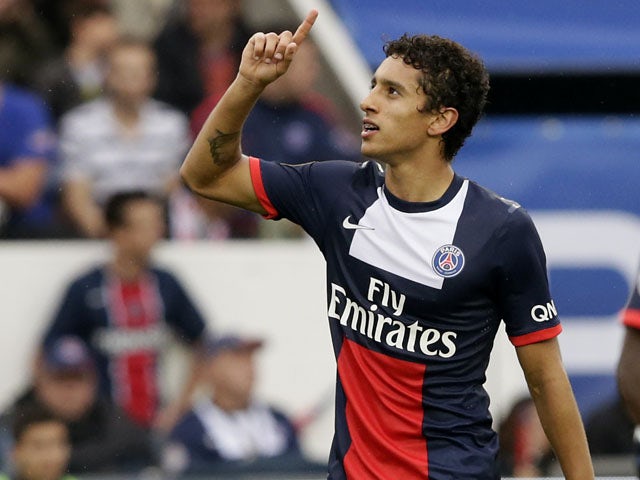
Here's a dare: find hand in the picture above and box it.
[238,9,318,88]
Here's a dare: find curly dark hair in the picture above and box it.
[383,34,490,161]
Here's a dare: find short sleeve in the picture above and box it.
[494,208,562,346]
[250,157,362,244]
[157,270,207,343]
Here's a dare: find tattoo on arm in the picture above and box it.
[207,129,240,166]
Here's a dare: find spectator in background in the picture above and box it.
[163,333,319,476]
[30,3,119,124]
[153,0,250,115]
[0,336,154,474]
[617,266,640,477]
[0,405,74,480]
[42,192,209,433]
[58,37,190,238]
[0,0,57,87]
[0,81,58,239]
[497,396,554,478]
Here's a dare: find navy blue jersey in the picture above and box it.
[250,158,561,480]
[43,266,206,425]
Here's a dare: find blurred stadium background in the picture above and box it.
[2,0,640,477]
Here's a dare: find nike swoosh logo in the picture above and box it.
[342,215,375,230]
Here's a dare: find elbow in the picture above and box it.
[179,158,206,196]
[179,162,195,192]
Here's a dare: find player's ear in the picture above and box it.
[427,107,458,136]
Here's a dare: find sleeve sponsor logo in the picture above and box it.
[530,300,558,322]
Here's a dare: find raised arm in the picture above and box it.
[516,338,594,479]
[179,10,318,213]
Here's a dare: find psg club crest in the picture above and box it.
[432,244,465,278]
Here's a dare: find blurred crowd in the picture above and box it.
[0,0,361,241]
[0,1,348,478]
[0,190,326,479]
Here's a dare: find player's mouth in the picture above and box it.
[361,119,379,138]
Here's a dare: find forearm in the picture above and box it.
[180,74,264,193]
[527,370,594,479]
[517,339,594,479]
[617,327,640,424]
[62,184,106,238]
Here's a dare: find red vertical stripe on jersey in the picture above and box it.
[337,338,428,479]
[108,276,160,427]
[249,156,278,219]
[623,308,640,329]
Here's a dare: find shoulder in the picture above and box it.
[170,410,204,442]
[308,159,383,190]
[464,179,534,231]
[3,85,47,112]
[2,85,50,127]
[65,266,105,291]
[259,158,379,192]
[149,267,183,286]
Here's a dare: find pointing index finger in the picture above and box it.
[291,9,318,45]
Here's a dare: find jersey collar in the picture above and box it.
[383,173,464,213]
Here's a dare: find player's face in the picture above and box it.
[12,422,70,480]
[359,56,437,164]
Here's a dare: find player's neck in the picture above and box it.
[384,158,455,203]
[110,254,148,282]
[213,393,250,412]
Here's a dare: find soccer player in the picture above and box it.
[180,10,594,479]
[617,269,640,477]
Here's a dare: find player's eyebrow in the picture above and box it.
[371,76,409,94]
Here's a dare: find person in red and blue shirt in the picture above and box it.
[179,10,594,479]
[42,191,208,432]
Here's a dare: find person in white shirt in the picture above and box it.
[58,38,190,238]
[163,333,318,476]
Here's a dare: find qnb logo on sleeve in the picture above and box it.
[530,300,558,322]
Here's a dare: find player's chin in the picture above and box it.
[360,142,378,158]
